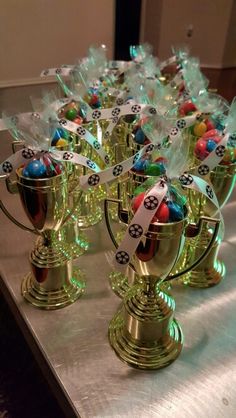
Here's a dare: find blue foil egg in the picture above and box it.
[167,201,184,222]
[26,160,47,178]
[206,139,217,152]
[133,158,149,172]
[52,130,61,141]
[22,167,30,177]
[135,128,145,144]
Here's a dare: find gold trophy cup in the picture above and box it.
[179,162,236,287]
[1,169,85,309]
[104,193,219,369]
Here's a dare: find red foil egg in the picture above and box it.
[152,202,169,223]
[205,119,215,131]
[179,101,197,116]
[132,192,145,213]
[202,129,219,139]
[194,138,209,160]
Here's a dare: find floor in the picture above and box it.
[0,67,235,418]
[0,294,65,418]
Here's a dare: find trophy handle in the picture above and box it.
[104,198,129,249]
[0,199,39,235]
[0,176,39,235]
[167,216,220,281]
[12,140,24,154]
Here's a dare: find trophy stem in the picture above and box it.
[21,234,86,310]
[109,279,183,370]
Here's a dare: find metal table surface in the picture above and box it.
[0,134,236,418]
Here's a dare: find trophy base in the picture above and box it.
[21,267,85,310]
[109,310,183,370]
[182,259,226,288]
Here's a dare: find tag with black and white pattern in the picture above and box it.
[79,142,154,190]
[0,147,100,177]
[103,117,120,139]
[114,181,168,272]
[50,150,100,171]
[40,66,73,78]
[168,112,210,141]
[195,134,229,177]
[86,103,157,122]
[0,148,37,176]
[178,173,219,209]
[58,119,110,165]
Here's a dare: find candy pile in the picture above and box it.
[195,130,236,165]
[51,127,71,148]
[58,100,87,125]
[84,87,102,109]
[132,183,187,223]
[132,155,167,176]
[19,154,62,179]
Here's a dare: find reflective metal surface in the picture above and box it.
[1,136,236,416]
[16,171,68,232]
[180,164,236,288]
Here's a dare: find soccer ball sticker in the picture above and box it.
[179,173,193,186]
[88,174,100,186]
[2,161,13,173]
[76,127,86,136]
[112,164,123,177]
[198,165,209,176]
[128,224,143,238]
[144,195,159,210]
[22,148,35,159]
[116,251,130,265]
[63,152,74,160]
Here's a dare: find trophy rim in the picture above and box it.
[16,169,67,189]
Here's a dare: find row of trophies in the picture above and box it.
[0,44,235,370]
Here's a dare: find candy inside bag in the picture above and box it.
[132,180,187,223]
[6,114,65,178]
[132,153,167,176]
[194,130,236,165]
[131,129,189,223]
[194,97,236,165]
[19,153,63,179]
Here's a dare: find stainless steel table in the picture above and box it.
[1,134,236,417]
